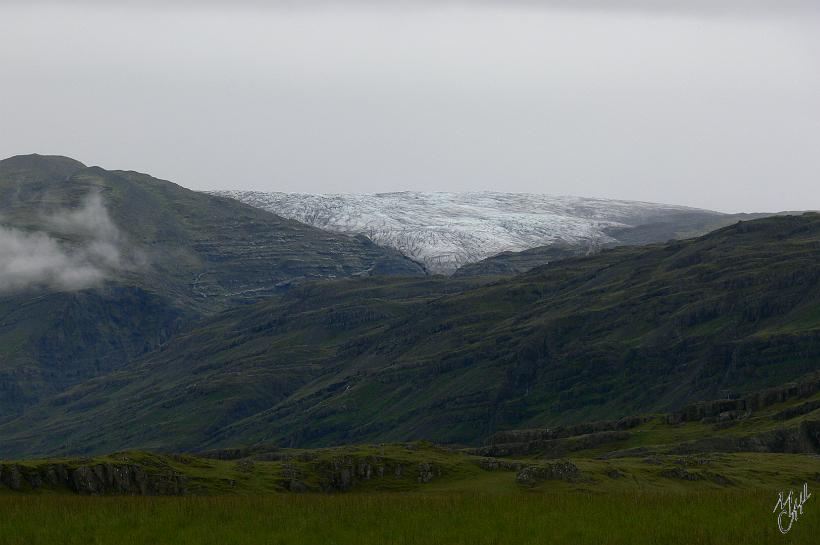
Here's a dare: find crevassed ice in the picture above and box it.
[212,191,708,275]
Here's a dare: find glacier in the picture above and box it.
[211,191,724,275]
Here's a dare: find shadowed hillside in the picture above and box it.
[0,155,425,421]
[2,213,820,457]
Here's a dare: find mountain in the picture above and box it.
[0,154,425,421]
[453,243,595,277]
[452,211,785,278]
[213,190,755,275]
[3,213,819,457]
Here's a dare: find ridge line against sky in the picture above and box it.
[1,1,818,213]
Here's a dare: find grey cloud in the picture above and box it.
[3,0,820,15]
[0,193,134,293]
[2,1,818,213]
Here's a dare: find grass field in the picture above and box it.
[0,490,816,545]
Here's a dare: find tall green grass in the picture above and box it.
[0,490,815,545]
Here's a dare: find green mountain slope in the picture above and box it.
[0,154,425,420]
[2,373,818,495]
[452,243,594,277]
[2,214,820,457]
[452,211,782,278]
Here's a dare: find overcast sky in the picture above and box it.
[1,1,818,212]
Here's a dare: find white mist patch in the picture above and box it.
[0,193,132,293]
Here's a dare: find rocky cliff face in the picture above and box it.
[670,421,820,456]
[0,461,187,495]
[198,444,453,493]
[479,373,820,460]
[473,417,649,458]
[306,456,444,491]
[667,372,820,424]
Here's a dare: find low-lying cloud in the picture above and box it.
[0,193,134,293]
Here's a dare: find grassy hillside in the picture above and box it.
[0,277,492,456]
[2,380,817,544]
[3,373,820,495]
[2,214,820,456]
[452,243,594,277]
[0,154,425,421]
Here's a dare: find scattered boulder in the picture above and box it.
[515,460,580,487]
[660,467,701,481]
[474,458,523,472]
[673,456,713,467]
[235,459,255,473]
[710,473,734,486]
[417,462,441,483]
[605,468,626,479]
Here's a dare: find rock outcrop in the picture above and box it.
[283,454,446,492]
[601,420,820,459]
[515,460,580,487]
[670,420,820,455]
[0,461,187,495]
[474,416,646,457]
[667,373,820,424]
[473,458,524,472]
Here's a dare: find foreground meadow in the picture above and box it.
[0,490,816,545]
